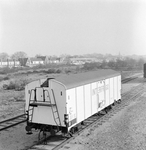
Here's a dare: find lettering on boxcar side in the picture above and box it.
[92,84,109,95]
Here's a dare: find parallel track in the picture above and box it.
[0,114,27,131]
[122,76,138,83]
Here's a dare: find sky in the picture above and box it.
[0,0,146,57]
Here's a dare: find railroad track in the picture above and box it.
[121,72,142,83]
[26,82,145,150]
[0,114,27,131]
[122,76,138,83]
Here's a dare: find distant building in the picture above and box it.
[0,60,8,67]
[49,57,60,64]
[18,57,44,67]
[29,57,44,66]
[0,59,20,68]
[70,57,102,65]
[36,56,49,64]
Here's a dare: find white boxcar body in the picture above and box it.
[25,69,121,133]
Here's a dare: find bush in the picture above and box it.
[3,76,9,80]
[55,69,62,73]
[32,70,39,73]
[42,68,62,74]
[0,76,9,82]
[3,81,16,90]
[3,79,28,91]
[3,84,9,90]
[65,69,72,74]
[82,62,100,71]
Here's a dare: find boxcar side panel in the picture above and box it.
[109,77,114,105]
[113,76,118,101]
[117,75,121,100]
[105,78,110,107]
[91,82,98,115]
[76,86,84,123]
[84,84,92,119]
[66,88,77,127]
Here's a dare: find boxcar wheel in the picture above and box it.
[75,126,78,132]
[38,130,46,141]
[50,129,56,136]
[70,127,75,134]
[38,125,47,141]
[118,99,121,103]
[81,121,84,125]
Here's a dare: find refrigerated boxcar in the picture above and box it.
[25,69,121,134]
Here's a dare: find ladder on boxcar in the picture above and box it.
[43,88,61,128]
[27,89,36,123]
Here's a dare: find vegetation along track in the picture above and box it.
[26,80,145,150]
[0,114,26,131]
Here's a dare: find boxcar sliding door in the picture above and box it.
[97,80,105,112]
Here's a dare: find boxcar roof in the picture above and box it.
[52,69,120,89]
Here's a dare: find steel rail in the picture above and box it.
[0,114,26,131]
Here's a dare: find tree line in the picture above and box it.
[83,57,145,71]
[0,51,27,60]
